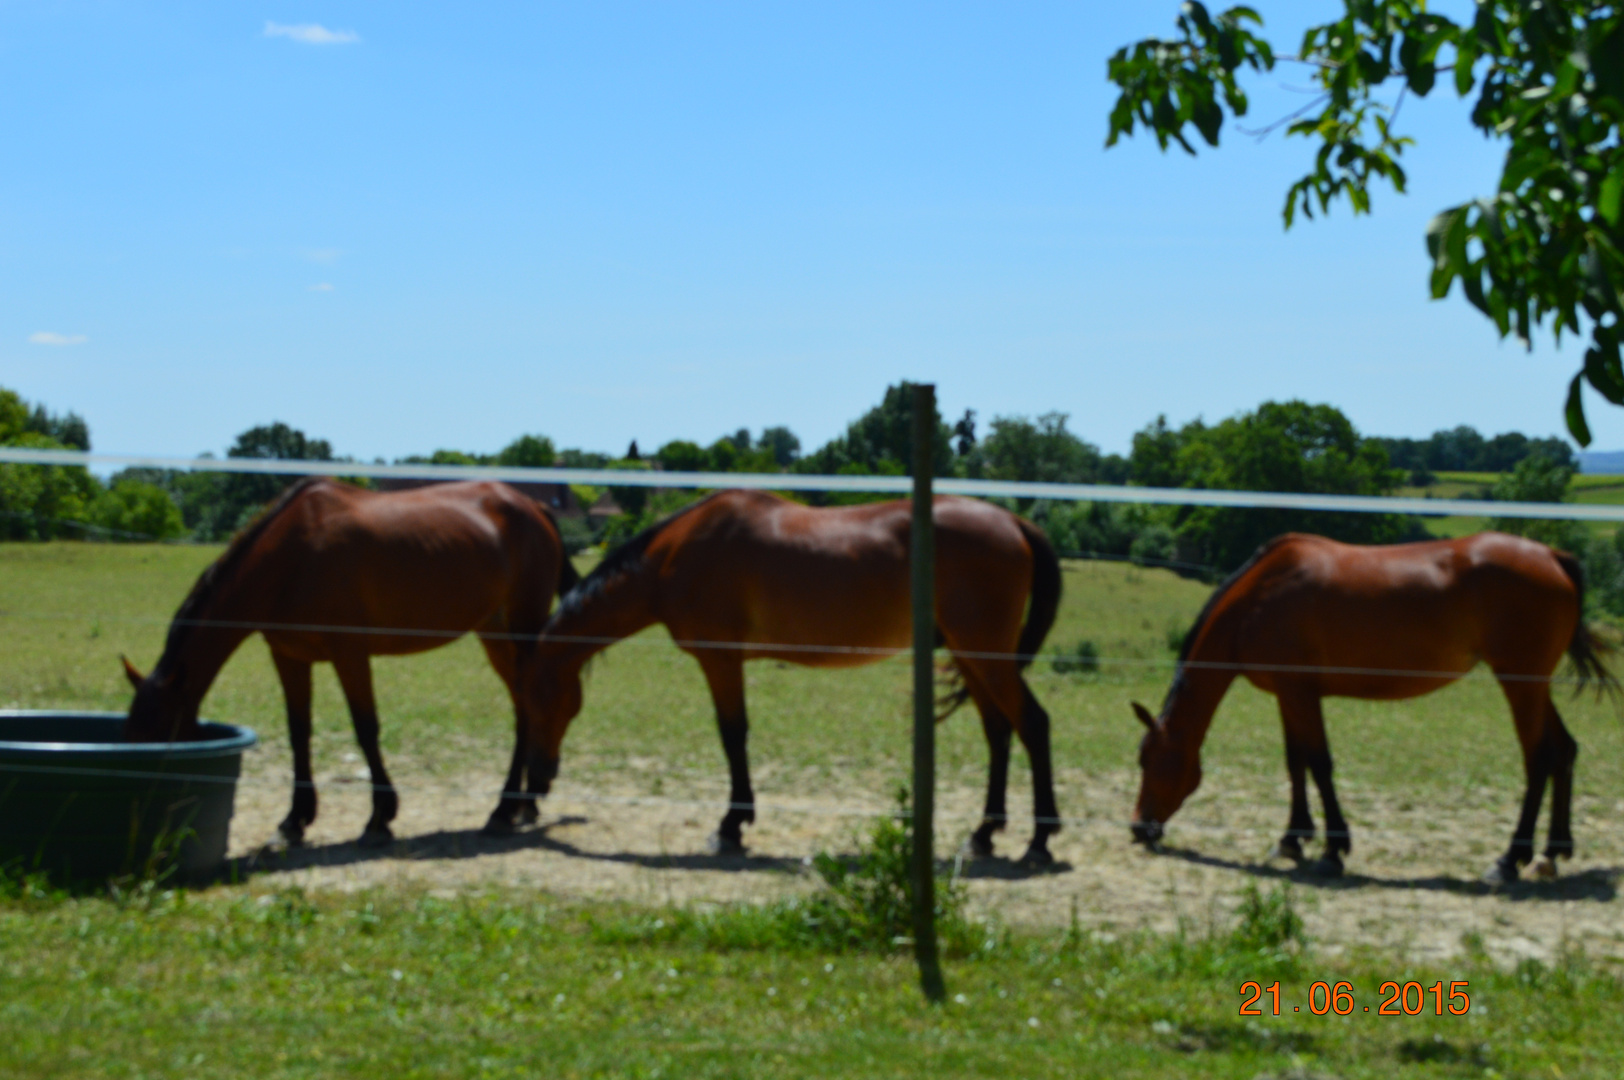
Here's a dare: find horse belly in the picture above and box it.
[267,538,512,659]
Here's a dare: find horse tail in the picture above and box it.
[1015,516,1062,672]
[933,513,1063,720]
[1555,549,1620,699]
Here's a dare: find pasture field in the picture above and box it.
[1399,471,1624,540]
[4,880,1624,1079]
[3,540,1624,1076]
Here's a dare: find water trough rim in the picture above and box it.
[0,709,259,759]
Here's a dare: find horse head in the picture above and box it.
[1129,700,1201,846]
[121,654,199,742]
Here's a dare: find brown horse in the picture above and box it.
[487,489,1065,864]
[1130,531,1615,882]
[123,477,578,846]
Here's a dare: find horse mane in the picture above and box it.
[1162,533,1295,709]
[161,476,326,658]
[551,492,723,624]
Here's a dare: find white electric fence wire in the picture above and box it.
[3,445,1623,521]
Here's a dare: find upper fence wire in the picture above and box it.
[5,445,1624,522]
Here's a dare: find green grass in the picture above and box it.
[4,541,1624,1076]
[3,879,1622,1079]
[3,542,1622,826]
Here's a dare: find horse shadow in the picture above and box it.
[1153,844,1622,902]
[213,814,809,884]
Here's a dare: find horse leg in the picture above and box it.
[1542,702,1580,871]
[695,652,753,854]
[479,634,537,836]
[969,704,1012,857]
[332,653,398,847]
[1280,687,1348,876]
[1488,683,1559,884]
[1273,713,1314,863]
[1014,682,1061,867]
[271,650,316,845]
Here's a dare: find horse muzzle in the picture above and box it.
[1130,819,1163,846]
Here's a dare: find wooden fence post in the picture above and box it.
[910,382,946,1003]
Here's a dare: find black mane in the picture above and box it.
[160,476,326,660]
[1162,534,1292,708]
[551,493,721,624]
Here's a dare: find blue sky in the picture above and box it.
[1,2,1612,461]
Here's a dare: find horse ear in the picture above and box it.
[121,655,145,690]
[1132,701,1156,730]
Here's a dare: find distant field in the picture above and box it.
[1400,471,1624,541]
[3,542,1624,1078]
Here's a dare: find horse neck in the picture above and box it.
[544,565,660,665]
[1160,633,1238,751]
[159,581,256,715]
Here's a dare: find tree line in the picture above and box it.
[0,381,1588,575]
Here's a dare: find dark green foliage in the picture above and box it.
[604,459,652,518]
[796,382,954,481]
[1130,523,1178,567]
[1051,640,1100,675]
[0,389,100,539]
[1129,400,1413,571]
[557,447,611,469]
[90,480,186,541]
[1108,1,1624,445]
[495,434,557,467]
[1489,455,1588,553]
[758,425,801,466]
[959,413,1107,499]
[1376,426,1576,474]
[654,439,708,473]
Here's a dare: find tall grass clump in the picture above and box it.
[595,788,989,956]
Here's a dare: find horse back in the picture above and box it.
[239,479,563,645]
[641,491,1034,659]
[1206,532,1579,696]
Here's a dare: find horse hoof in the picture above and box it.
[968,834,995,859]
[1270,841,1305,863]
[1532,855,1558,880]
[1483,859,1519,886]
[1018,844,1054,869]
[708,832,746,856]
[481,815,516,838]
[519,803,540,826]
[277,824,307,847]
[358,825,394,848]
[1309,857,1343,878]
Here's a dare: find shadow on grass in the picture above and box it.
[1166,1023,1318,1057]
[217,815,811,883]
[1396,1035,1493,1067]
[954,853,1076,881]
[1152,845,1621,902]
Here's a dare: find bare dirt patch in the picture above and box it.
[220,745,1624,969]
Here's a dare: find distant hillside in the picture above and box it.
[1578,451,1624,474]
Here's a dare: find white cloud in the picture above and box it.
[304,248,343,263]
[309,283,334,292]
[264,22,359,45]
[29,332,87,346]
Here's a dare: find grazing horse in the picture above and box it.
[486,489,1065,864]
[122,478,578,846]
[1130,531,1615,882]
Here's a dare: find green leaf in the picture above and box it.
[1601,167,1624,226]
[1567,374,1593,448]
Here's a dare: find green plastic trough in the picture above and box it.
[0,710,258,883]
